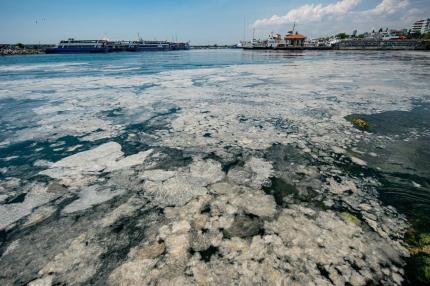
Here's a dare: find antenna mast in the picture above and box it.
[243,17,246,41]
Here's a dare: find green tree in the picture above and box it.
[16,43,25,49]
[336,33,349,39]
[408,32,422,39]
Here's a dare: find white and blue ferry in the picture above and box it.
[127,40,190,52]
[45,39,110,54]
[46,38,190,54]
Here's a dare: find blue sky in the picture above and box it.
[0,0,428,44]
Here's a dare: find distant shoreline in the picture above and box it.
[1,45,429,56]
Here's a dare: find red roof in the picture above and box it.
[286,34,305,39]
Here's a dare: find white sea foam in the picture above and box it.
[62,185,125,214]
[0,62,89,72]
[40,142,153,186]
[1,51,429,284]
[1,57,428,148]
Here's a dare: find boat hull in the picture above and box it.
[127,46,190,52]
[127,47,170,52]
[242,47,270,50]
[45,47,109,54]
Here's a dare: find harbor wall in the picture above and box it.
[337,39,430,50]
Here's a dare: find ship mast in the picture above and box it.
[288,22,296,34]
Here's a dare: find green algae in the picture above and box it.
[340,212,361,225]
[351,118,370,131]
[405,253,430,284]
[345,104,430,285]
[344,115,371,131]
[419,233,430,246]
[404,226,430,284]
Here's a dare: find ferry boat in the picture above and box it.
[242,39,269,50]
[127,40,190,52]
[45,38,190,54]
[127,40,171,52]
[45,39,110,54]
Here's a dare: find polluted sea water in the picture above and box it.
[0,50,429,285]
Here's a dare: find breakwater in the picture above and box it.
[337,39,430,50]
[0,45,53,56]
[1,48,44,56]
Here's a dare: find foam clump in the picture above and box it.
[40,142,152,186]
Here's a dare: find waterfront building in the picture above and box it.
[266,32,306,49]
[411,18,430,34]
[285,33,306,47]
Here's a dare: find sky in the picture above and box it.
[0,0,429,44]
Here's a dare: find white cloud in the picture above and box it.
[254,0,361,27]
[251,0,429,38]
[365,0,409,15]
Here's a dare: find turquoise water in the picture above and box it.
[0,49,429,285]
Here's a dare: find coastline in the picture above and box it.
[1,38,429,56]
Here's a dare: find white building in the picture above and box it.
[411,18,430,34]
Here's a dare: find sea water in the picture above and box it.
[0,50,429,285]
